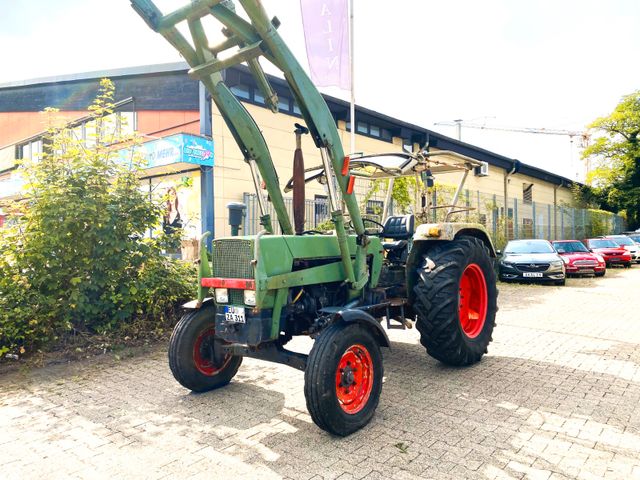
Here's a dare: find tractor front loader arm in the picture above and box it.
[131,0,292,235]
[130,0,369,293]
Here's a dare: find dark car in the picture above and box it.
[582,238,632,268]
[552,240,606,277]
[499,239,566,285]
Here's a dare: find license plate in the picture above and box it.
[224,306,245,324]
[523,272,543,278]
[609,258,620,262]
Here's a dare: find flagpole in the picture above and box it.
[349,0,355,156]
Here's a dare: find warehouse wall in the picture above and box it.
[209,101,575,237]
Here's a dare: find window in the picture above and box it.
[254,91,265,104]
[278,97,290,111]
[230,84,250,100]
[369,125,380,137]
[523,183,533,204]
[314,195,329,226]
[357,121,368,134]
[381,128,392,141]
[16,139,43,160]
[292,102,301,115]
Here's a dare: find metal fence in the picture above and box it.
[242,187,625,249]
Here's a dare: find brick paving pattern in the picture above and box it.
[1,268,640,479]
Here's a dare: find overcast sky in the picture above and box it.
[1,0,639,181]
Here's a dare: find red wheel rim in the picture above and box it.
[193,327,230,376]
[458,263,488,338]
[335,344,374,414]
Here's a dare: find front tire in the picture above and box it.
[595,270,606,277]
[168,306,242,392]
[412,236,498,366]
[304,322,383,436]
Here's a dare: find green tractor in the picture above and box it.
[131,0,498,436]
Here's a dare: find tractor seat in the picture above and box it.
[381,214,415,251]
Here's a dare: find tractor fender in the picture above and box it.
[332,308,391,349]
[412,222,497,257]
[182,297,215,309]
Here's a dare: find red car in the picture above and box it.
[552,240,606,277]
[582,238,632,268]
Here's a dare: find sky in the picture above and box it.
[1,0,639,181]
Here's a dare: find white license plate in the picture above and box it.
[523,272,543,278]
[224,306,245,323]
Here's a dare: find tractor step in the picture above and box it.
[385,298,411,330]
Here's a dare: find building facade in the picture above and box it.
[1,62,601,245]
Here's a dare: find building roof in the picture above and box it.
[0,62,576,188]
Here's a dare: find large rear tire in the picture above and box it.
[413,236,497,366]
[168,306,242,392]
[304,322,383,436]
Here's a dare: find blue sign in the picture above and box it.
[121,133,214,168]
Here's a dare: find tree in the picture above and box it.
[582,91,640,229]
[0,79,194,357]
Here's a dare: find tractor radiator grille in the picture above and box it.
[229,289,245,306]
[212,239,255,279]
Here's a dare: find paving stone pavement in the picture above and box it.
[2,267,640,479]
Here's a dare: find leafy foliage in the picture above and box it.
[582,90,640,229]
[361,177,419,216]
[0,79,195,358]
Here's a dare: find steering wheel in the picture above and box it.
[361,218,386,236]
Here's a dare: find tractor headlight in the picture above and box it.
[244,289,256,306]
[215,288,229,304]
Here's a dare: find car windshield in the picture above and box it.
[627,234,640,243]
[505,240,554,254]
[553,241,588,253]
[588,239,619,248]
[608,236,634,246]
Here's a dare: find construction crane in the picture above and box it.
[435,119,591,179]
[434,119,590,147]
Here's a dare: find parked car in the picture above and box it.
[623,232,640,245]
[582,238,632,268]
[605,235,640,263]
[499,239,566,285]
[552,240,606,277]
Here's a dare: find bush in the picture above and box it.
[0,79,195,357]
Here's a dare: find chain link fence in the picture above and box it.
[242,185,625,249]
